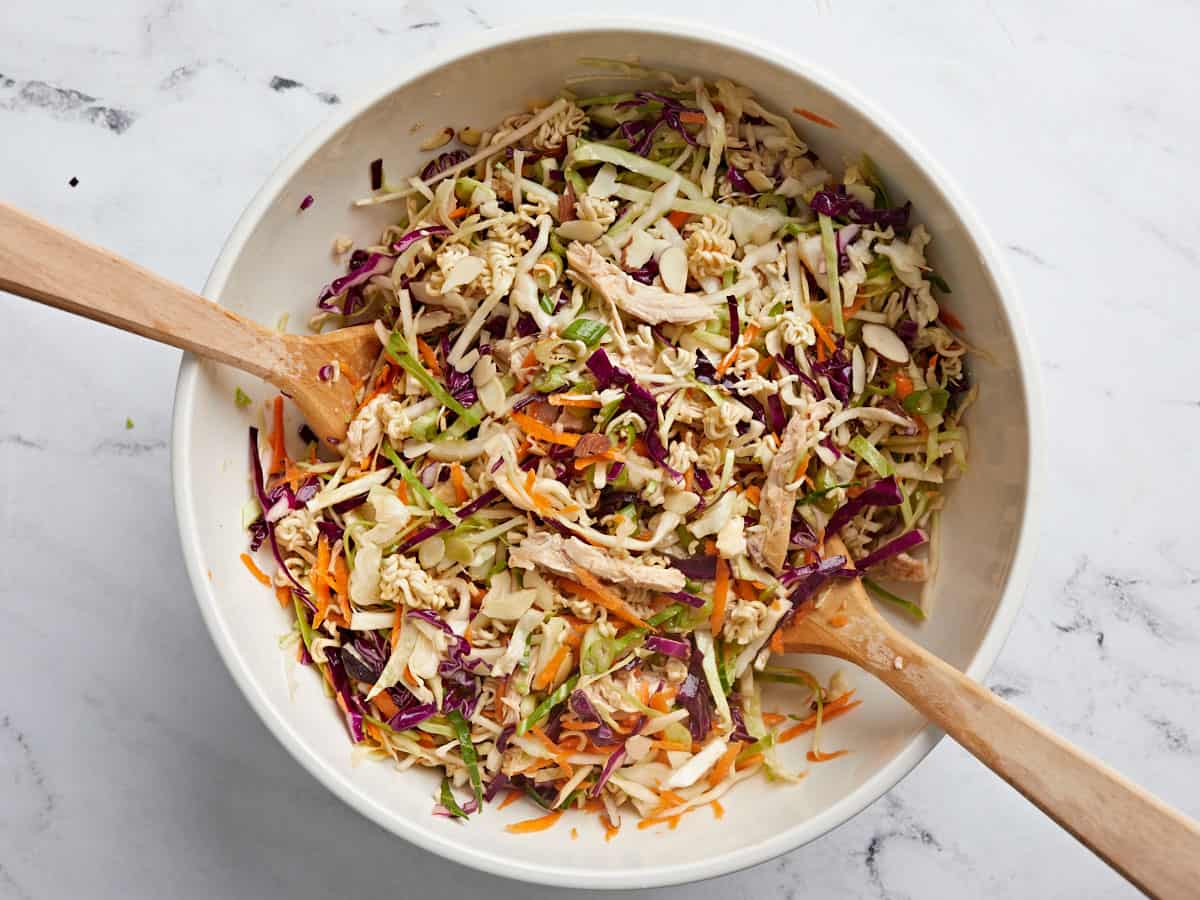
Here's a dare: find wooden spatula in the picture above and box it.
[781,535,1200,898]
[0,201,381,445]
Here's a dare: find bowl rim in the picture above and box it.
[171,15,1044,890]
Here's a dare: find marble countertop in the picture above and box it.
[3,1,1198,897]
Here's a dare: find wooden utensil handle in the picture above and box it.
[0,201,287,380]
[857,624,1200,898]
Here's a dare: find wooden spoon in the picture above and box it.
[781,535,1200,898]
[0,202,381,445]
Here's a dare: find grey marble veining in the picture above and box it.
[2,1,1198,897]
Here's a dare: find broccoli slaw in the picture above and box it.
[241,64,972,835]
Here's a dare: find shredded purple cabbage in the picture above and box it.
[645,635,690,659]
[394,487,501,555]
[392,225,451,255]
[727,168,753,193]
[317,252,394,311]
[586,349,679,479]
[677,636,714,741]
[669,554,717,581]
[420,149,469,182]
[825,476,903,536]
[810,186,911,229]
[855,528,927,570]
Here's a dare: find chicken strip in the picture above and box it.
[510,532,686,593]
[748,413,807,574]
[566,241,718,325]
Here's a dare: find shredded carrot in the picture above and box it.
[651,739,692,753]
[499,789,524,810]
[793,107,838,128]
[373,690,400,720]
[637,680,652,708]
[829,613,850,628]
[756,354,774,375]
[311,537,332,627]
[605,824,620,842]
[547,394,602,408]
[715,323,761,377]
[506,811,563,834]
[676,110,707,125]
[374,363,395,390]
[450,462,468,504]
[512,411,580,448]
[559,718,599,731]
[339,365,365,396]
[533,646,570,691]
[396,480,409,504]
[416,336,442,377]
[570,827,579,840]
[938,308,965,331]
[572,451,624,470]
[707,741,743,788]
[240,553,271,586]
[779,698,863,743]
[734,579,758,603]
[651,790,686,815]
[735,752,764,771]
[275,586,291,608]
[793,451,812,485]
[493,677,507,722]
[893,370,914,400]
[769,630,785,653]
[762,713,787,727]
[332,555,350,620]
[269,396,287,475]
[807,748,850,763]
[710,557,730,636]
[390,601,405,649]
[810,314,837,355]
[711,800,725,819]
[638,814,682,830]
[281,460,310,492]
[560,569,651,629]
[844,294,866,318]
[448,205,470,220]
[531,725,562,756]
[666,209,691,229]
[649,689,675,713]
[743,484,761,505]
[683,466,694,492]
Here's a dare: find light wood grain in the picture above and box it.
[783,536,1200,899]
[0,201,380,444]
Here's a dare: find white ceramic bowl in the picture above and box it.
[172,18,1042,890]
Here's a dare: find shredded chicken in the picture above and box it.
[566,242,718,325]
[878,551,930,582]
[509,532,686,592]
[748,413,807,573]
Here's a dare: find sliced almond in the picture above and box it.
[419,127,454,151]
[659,246,688,293]
[861,323,910,364]
[851,344,866,395]
[587,163,619,199]
[745,169,775,192]
[555,220,606,243]
[624,229,656,270]
[442,255,485,291]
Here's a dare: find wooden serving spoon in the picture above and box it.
[781,535,1200,898]
[0,202,381,445]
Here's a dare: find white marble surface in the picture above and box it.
[2,1,1198,897]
